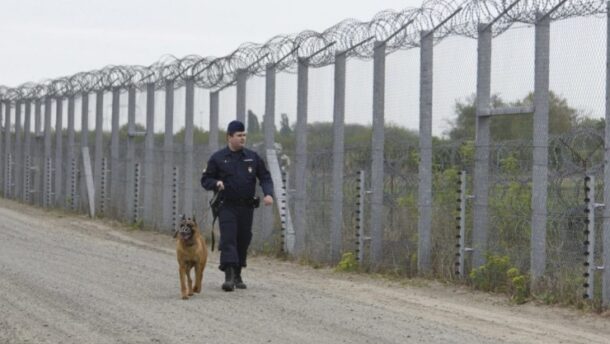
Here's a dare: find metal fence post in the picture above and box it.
[370,41,385,266]
[55,97,63,206]
[162,80,175,231]
[94,91,104,213]
[33,99,42,205]
[14,100,22,200]
[100,157,108,215]
[184,79,194,216]
[531,14,551,285]
[43,98,52,206]
[4,102,12,198]
[474,23,492,268]
[110,87,121,216]
[66,95,75,209]
[126,86,137,222]
[418,30,434,273]
[143,83,155,227]
[79,92,89,211]
[23,100,32,203]
[262,63,277,244]
[172,166,179,231]
[294,57,309,255]
[603,0,610,308]
[331,51,347,263]
[356,170,366,263]
[133,162,141,224]
[0,101,4,196]
[236,68,247,125]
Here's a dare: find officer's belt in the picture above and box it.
[223,198,254,206]
[223,197,259,207]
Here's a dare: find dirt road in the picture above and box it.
[0,198,608,344]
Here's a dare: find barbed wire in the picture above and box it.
[0,0,605,100]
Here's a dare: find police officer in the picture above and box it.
[201,120,274,291]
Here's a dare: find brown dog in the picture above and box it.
[175,215,208,299]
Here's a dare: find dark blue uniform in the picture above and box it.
[201,146,273,271]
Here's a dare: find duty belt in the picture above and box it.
[223,197,260,207]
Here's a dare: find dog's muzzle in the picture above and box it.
[178,224,193,240]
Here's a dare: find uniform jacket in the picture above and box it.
[201,146,274,200]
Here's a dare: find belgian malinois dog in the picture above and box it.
[175,215,208,299]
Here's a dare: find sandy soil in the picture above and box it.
[0,198,609,344]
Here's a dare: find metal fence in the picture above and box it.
[1,0,610,307]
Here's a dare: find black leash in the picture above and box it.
[208,190,223,252]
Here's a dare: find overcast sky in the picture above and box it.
[1,0,422,87]
[1,1,605,137]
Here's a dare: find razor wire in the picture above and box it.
[0,0,606,101]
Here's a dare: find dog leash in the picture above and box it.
[209,190,223,252]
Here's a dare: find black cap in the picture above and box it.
[227,120,245,135]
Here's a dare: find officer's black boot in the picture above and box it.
[222,266,235,292]
[234,266,247,289]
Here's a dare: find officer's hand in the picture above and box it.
[216,181,225,191]
[263,195,273,206]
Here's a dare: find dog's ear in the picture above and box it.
[180,214,186,221]
[192,215,197,224]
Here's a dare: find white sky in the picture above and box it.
[1,1,606,137]
[0,0,420,87]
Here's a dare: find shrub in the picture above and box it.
[335,252,359,272]
[470,254,529,303]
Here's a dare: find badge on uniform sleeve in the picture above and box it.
[248,166,253,173]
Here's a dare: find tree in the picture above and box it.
[247,110,260,134]
[446,91,580,141]
[279,113,292,136]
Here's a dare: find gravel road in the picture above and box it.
[1,198,609,344]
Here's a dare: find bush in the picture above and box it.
[469,254,529,303]
[335,252,359,272]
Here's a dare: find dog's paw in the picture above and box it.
[193,286,201,293]
[181,295,189,300]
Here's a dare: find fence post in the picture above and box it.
[43,98,52,207]
[162,80,175,231]
[184,79,194,216]
[0,101,4,196]
[100,157,108,215]
[54,97,63,206]
[370,41,385,266]
[236,68,247,125]
[79,92,89,211]
[262,63,277,244]
[14,100,22,200]
[23,100,31,203]
[205,90,220,233]
[34,99,42,205]
[172,166,179,231]
[331,51,347,263]
[473,23,492,268]
[143,83,156,227]
[133,162,141,223]
[110,87,121,216]
[94,90,104,214]
[45,157,53,208]
[603,0,610,309]
[531,13,551,285]
[356,170,366,263]
[418,30,434,273]
[4,102,12,198]
[294,57,309,255]
[126,86,137,222]
[66,95,75,209]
